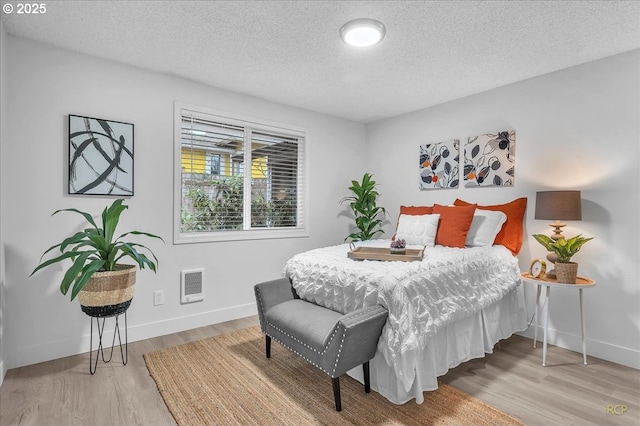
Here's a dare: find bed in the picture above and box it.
[282,199,529,404]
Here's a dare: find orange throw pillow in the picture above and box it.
[432,204,477,248]
[399,205,434,215]
[454,198,527,255]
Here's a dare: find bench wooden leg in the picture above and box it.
[332,377,342,411]
[363,361,370,393]
[265,335,271,359]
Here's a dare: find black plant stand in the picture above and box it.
[82,300,131,375]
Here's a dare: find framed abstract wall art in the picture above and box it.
[419,139,460,190]
[463,130,515,187]
[68,114,134,196]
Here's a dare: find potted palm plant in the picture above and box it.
[340,173,386,242]
[532,233,593,283]
[31,199,162,316]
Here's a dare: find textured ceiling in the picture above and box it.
[2,1,640,123]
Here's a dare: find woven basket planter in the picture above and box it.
[555,262,578,284]
[79,264,136,317]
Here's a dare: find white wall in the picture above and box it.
[2,36,366,369]
[0,17,8,384]
[366,50,640,368]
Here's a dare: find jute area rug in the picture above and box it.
[144,326,524,426]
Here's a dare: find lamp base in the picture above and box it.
[549,221,566,241]
[545,252,558,279]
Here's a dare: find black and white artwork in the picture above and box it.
[68,114,134,196]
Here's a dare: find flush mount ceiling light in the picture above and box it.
[340,18,386,47]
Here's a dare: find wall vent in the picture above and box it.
[181,269,204,304]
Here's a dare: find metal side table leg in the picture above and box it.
[542,287,550,367]
[580,288,587,365]
[534,284,541,348]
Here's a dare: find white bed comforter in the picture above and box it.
[283,239,522,393]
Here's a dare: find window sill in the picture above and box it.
[173,228,309,244]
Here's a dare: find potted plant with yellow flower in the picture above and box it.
[532,234,593,283]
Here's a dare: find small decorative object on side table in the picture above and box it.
[529,259,547,278]
[521,272,596,367]
[390,238,406,255]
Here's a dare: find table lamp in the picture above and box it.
[534,190,582,278]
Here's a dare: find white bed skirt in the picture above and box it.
[347,284,528,404]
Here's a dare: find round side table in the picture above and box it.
[521,273,596,366]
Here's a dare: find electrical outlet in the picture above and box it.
[153,290,164,306]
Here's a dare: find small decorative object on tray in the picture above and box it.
[390,238,406,255]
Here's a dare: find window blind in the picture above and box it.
[179,107,305,238]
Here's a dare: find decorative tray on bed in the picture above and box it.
[348,246,425,262]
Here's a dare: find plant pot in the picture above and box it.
[390,247,406,255]
[555,262,578,284]
[79,264,136,317]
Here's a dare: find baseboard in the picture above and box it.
[6,302,258,370]
[518,327,640,370]
[129,302,258,343]
[9,305,638,371]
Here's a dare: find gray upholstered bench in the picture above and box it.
[254,277,388,411]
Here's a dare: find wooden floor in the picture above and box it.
[1,315,638,426]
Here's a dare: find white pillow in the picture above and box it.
[395,214,440,246]
[465,210,507,247]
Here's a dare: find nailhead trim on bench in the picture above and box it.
[266,326,343,376]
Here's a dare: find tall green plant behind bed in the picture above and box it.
[340,173,386,242]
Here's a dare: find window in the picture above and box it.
[174,103,308,243]
[207,153,222,176]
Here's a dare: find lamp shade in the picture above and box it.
[534,191,582,221]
